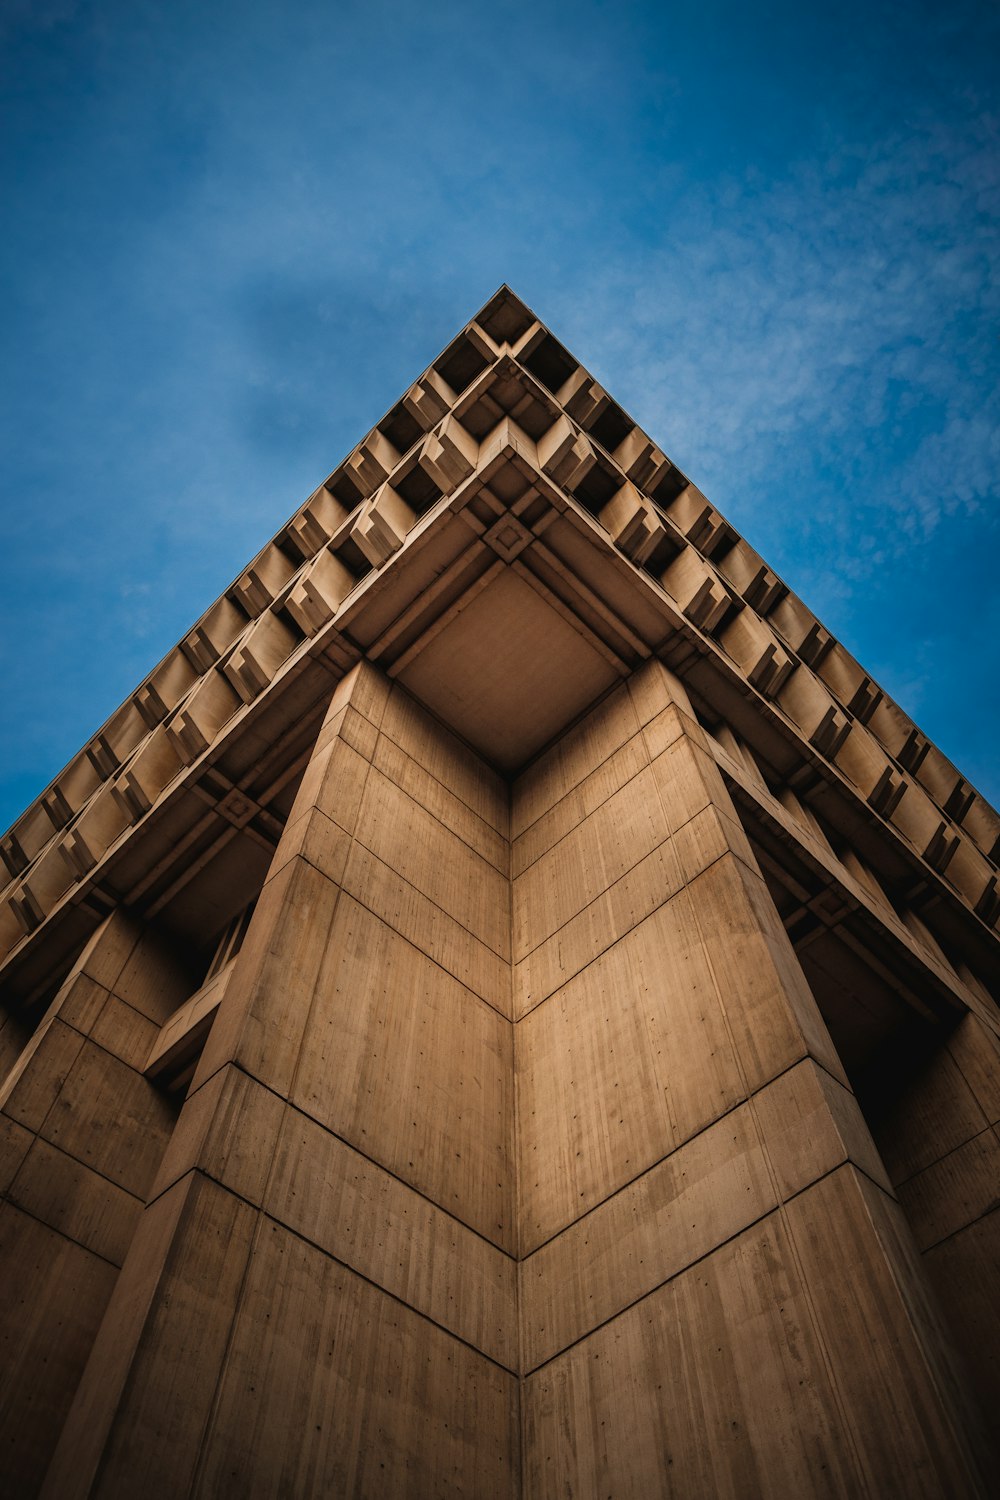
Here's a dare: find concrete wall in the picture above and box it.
[882,1010,1000,1420]
[0,913,189,1493]
[20,658,994,1497]
[512,662,988,1498]
[42,661,519,1500]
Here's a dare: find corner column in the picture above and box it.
[514,658,986,1498]
[0,912,190,1494]
[42,661,519,1500]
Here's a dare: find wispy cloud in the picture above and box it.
[1,0,997,825]
[562,110,999,560]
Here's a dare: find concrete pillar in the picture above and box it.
[892,1011,1000,1417]
[43,661,519,1500]
[514,660,987,1498]
[38,658,989,1498]
[0,911,190,1494]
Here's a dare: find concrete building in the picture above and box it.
[0,287,997,1497]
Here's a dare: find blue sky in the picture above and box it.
[1,0,997,832]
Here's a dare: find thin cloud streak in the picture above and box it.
[0,0,997,824]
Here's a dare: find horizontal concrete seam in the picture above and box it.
[917,1198,1000,1255]
[81,924,145,996]
[677,810,871,1480]
[519,1052,851,1259]
[362,761,510,883]
[346,852,515,1014]
[250,750,512,984]
[176,1053,228,1107]
[98,987,168,1039]
[45,986,159,1060]
[512,705,708,854]
[511,724,642,843]
[658,704,710,750]
[278,1093,518,1262]
[43,1006,172,1089]
[512,737,654,877]
[373,730,510,865]
[312,698,383,756]
[521,1198,785,1377]
[893,1121,997,1190]
[521,1158,883,1377]
[811,1050,878,1106]
[3,1018,86,1125]
[519,1100,757,1260]
[12,1020,149,1153]
[514,831,770,999]
[513,836,677,972]
[350,828,511,965]
[151,1060,520,1263]
[0,1186,131,1270]
[267,799,348,857]
[956,1012,1000,1059]
[260,1201,519,1376]
[261,814,355,892]
[514,798,755,970]
[164,1165,518,1377]
[517,733,699,883]
[21,1117,160,1203]
[259,822,511,1015]
[337,873,512,1021]
[780,1156,897,1212]
[695,835,764,890]
[303,1154,514,1265]
[514,881,697,1022]
[376,715,509,840]
[278,844,345,894]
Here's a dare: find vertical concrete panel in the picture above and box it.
[25,653,993,1498]
[291,896,514,1247]
[683,855,849,1089]
[517,658,989,1498]
[784,1166,988,1495]
[877,1009,1000,1438]
[516,894,745,1250]
[193,1220,519,1500]
[264,1111,517,1367]
[523,1214,865,1499]
[0,1204,118,1495]
[0,910,189,1498]
[41,1172,257,1500]
[924,1207,1000,1416]
[88,1176,257,1500]
[947,1013,1000,1125]
[191,854,347,1096]
[43,663,520,1498]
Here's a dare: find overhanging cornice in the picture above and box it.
[1,285,997,1005]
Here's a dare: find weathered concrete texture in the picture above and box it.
[513,660,989,1497]
[191,1219,518,1500]
[0,912,189,1495]
[887,1012,1000,1416]
[2,287,998,1499]
[524,1209,868,1500]
[8,656,997,1498]
[522,1169,979,1500]
[42,662,519,1500]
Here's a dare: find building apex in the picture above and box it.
[1,290,997,1010]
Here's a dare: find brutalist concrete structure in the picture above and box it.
[1,288,998,1498]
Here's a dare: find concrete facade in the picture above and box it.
[1,288,998,1495]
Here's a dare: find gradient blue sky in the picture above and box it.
[1,0,997,832]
